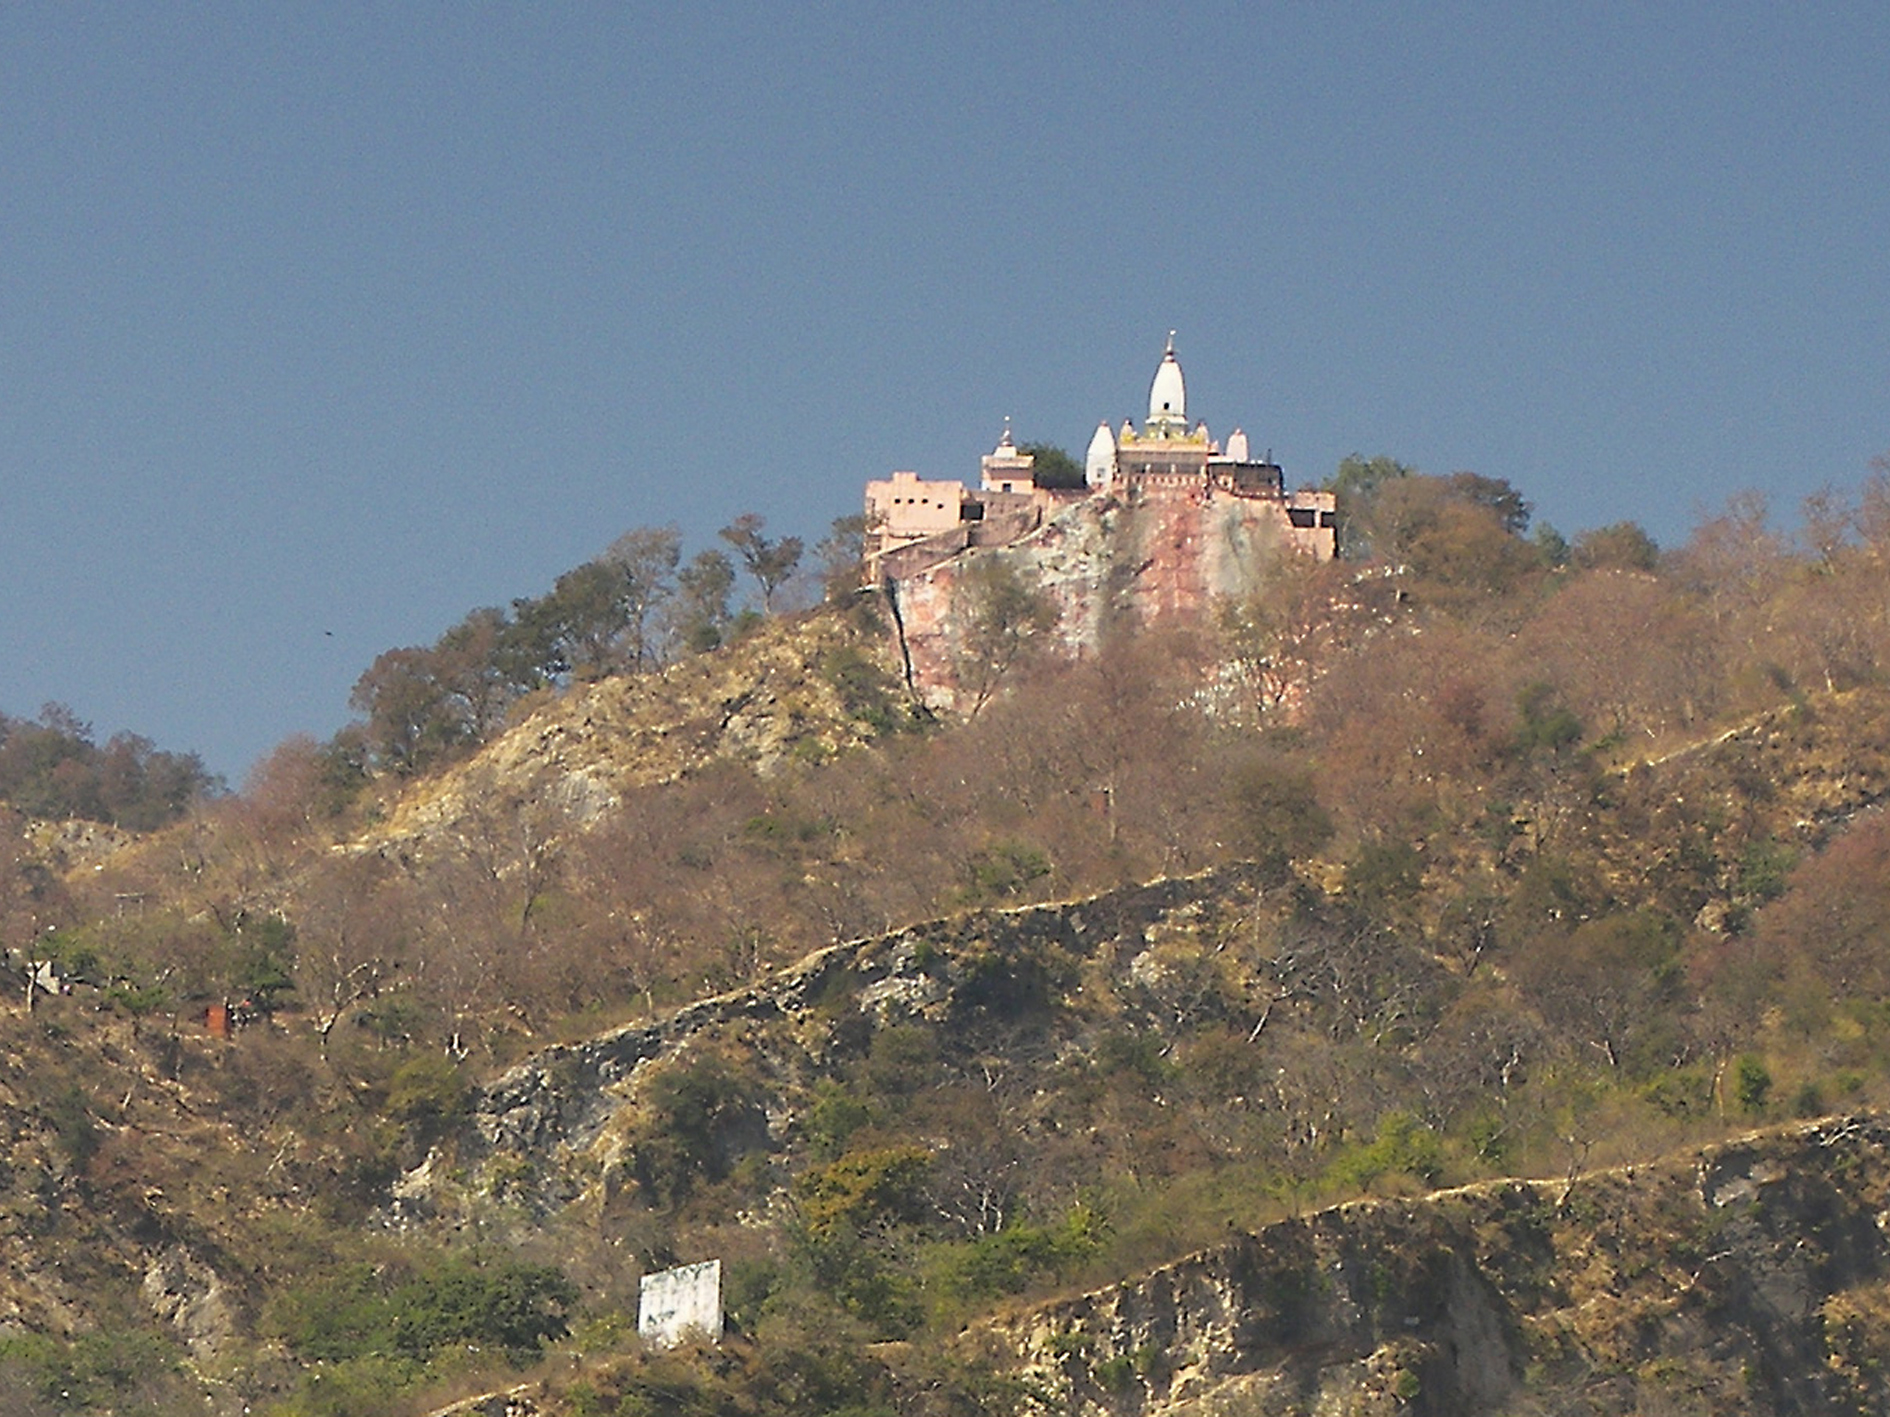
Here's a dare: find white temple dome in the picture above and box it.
[1148,333,1186,429]
[1085,420,1117,489]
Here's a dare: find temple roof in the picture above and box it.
[1147,333,1187,433]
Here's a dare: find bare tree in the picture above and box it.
[953,556,1059,717]
[719,513,803,614]
[602,524,683,668]
[296,854,409,1056]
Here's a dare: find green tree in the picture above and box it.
[536,559,637,681]
[795,1145,932,1242]
[671,548,737,652]
[1517,910,1682,1073]
[632,1053,767,1205]
[349,647,464,775]
[1345,835,1425,925]
[1226,754,1333,885]
[603,524,684,667]
[1326,454,1414,559]
[814,514,870,601]
[1362,474,1540,597]
[229,911,296,1009]
[432,606,535,740]
[0,705,217,828]
[1445,471,1531,535]
[1020,441,1085,490]
[1532,521,1570,567]
[1734,1055,1772,1113]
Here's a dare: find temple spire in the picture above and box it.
[1148,334,1187,433]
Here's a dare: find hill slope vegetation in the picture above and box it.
[6,469,1890,1413]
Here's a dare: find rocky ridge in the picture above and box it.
[360,608,900,854]
[395,865,1259,1220]
[973,1117,1890,1416]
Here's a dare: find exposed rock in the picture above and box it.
[886,489,1308,712]
[141,1244,235,1358]
[419,1384,539,1417]
[971,1118,1890,1416]
[359,610,898,856]
[25,817,137,873]
[395,865,1260,1218]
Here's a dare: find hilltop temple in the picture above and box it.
[861,340,1339,709]
[864,338,1336,585]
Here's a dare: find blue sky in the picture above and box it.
[3,4,1886,779]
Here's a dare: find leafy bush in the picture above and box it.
[803,1084,874,1160]
[267,1254,575,1365]
[1734,1055,1773,1114]
[1092,1346,1159,1393]
[796,1145,932,1242]
[1736,837,1797,906]
[265,1353,415,1417]
[633,1052,768,1206]
[793,1226,924,1338]
[0,1327,182,1410]
[1513,681,1583,756]
[1345,836,1425,921]
[384,1053,467,1125]
[862,1024,940,1100]
[45,1084,97,1170]
[1096,1031,1176,1088]
[821,646,910,735]
[926,1204,1108,1302]
[960,840,1052,904]
[1642,1068,1714,1119]
[1325,1112,1444,1193]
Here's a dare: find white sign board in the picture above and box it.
[638,1258,723,1348]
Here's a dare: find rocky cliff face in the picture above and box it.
[975,1118,1890,1416]
[886,488,1303,711]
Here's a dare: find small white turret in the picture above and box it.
[1085,420,1117,490]
[980,418,1036,492]
[1225,428,1250,462]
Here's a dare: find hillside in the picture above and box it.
[11,469,1890,1413]
[356,606,905,854]
[978,1116,1890,1416]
